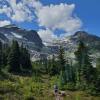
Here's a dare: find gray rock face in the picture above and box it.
[0,25,43,51]
[48,31,100,53]
[0,25,100,61]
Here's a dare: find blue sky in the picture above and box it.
[39,0,100,36]
[0,0,100,42]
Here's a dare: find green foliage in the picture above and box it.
[94,75,100,94]
[58,46,66,71]
[20,44,32,73]
[57,41,100,95]
[58,46,76,89]
[96,57,100,72]
[58,46,67,89]
[88,75,100,96]
[0,40,3,69]
[2,44,10,67]
[59,71,66,89]
[74,41,95,89]
[0,39,100,99]
[8,40,21,73]
[7,40,32,74]
[59,83,76,91]
[49,55,59,76]
[65,60,75,83]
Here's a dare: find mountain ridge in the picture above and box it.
[0,24,43,51]
[0,25,100,60]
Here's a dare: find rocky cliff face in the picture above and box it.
[48,31,100,53]
[0,25,100,61]
[0,25,43,52]
[45,31,100,64]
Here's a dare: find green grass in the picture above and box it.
[0,71,54,100]
[0,71,100,100]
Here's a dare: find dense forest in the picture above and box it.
[0,40,100,99]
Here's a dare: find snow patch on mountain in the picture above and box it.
[11,32,22,39]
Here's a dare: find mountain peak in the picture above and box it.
[73,31,89,37]
[0,25,43,51]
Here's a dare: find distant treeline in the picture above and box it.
[0,40,32,74]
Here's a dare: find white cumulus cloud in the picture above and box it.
[10,0,34,22]
[35,2,82,42]
[38,29,57,43]
[0,0,34,22]
[36,3,82,33]
[0,0,83,42]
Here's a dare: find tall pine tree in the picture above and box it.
[58,46,66,72]
[20,44,32,73]
[0,40,3,70]
[75,41,95,89]
[50,55,59,75]
[2,43,10,67]
[8,40,21,73]
[58,46,67,87]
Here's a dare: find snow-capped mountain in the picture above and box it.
[0,25,100,61]
[48,31,100,53]
[47,31,100,64]
[0,25,43,52]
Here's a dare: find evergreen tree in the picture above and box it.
[96,57,100,72]
[64,60,70,83]
[58,46,66,72]
[0,40,3,69]
[94,57,100,94]
[20,44,32,73]
[39,54,48,74]
[94,74,100,94]
[2,43,10,67]
[50,55,59,75]
[69,59,76,83]
[74,41,85,85]
[8,40,21,73]
[75,41,95,88]
[44,57,48,73]
[58,46,67,87]
[65,59,75,83]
